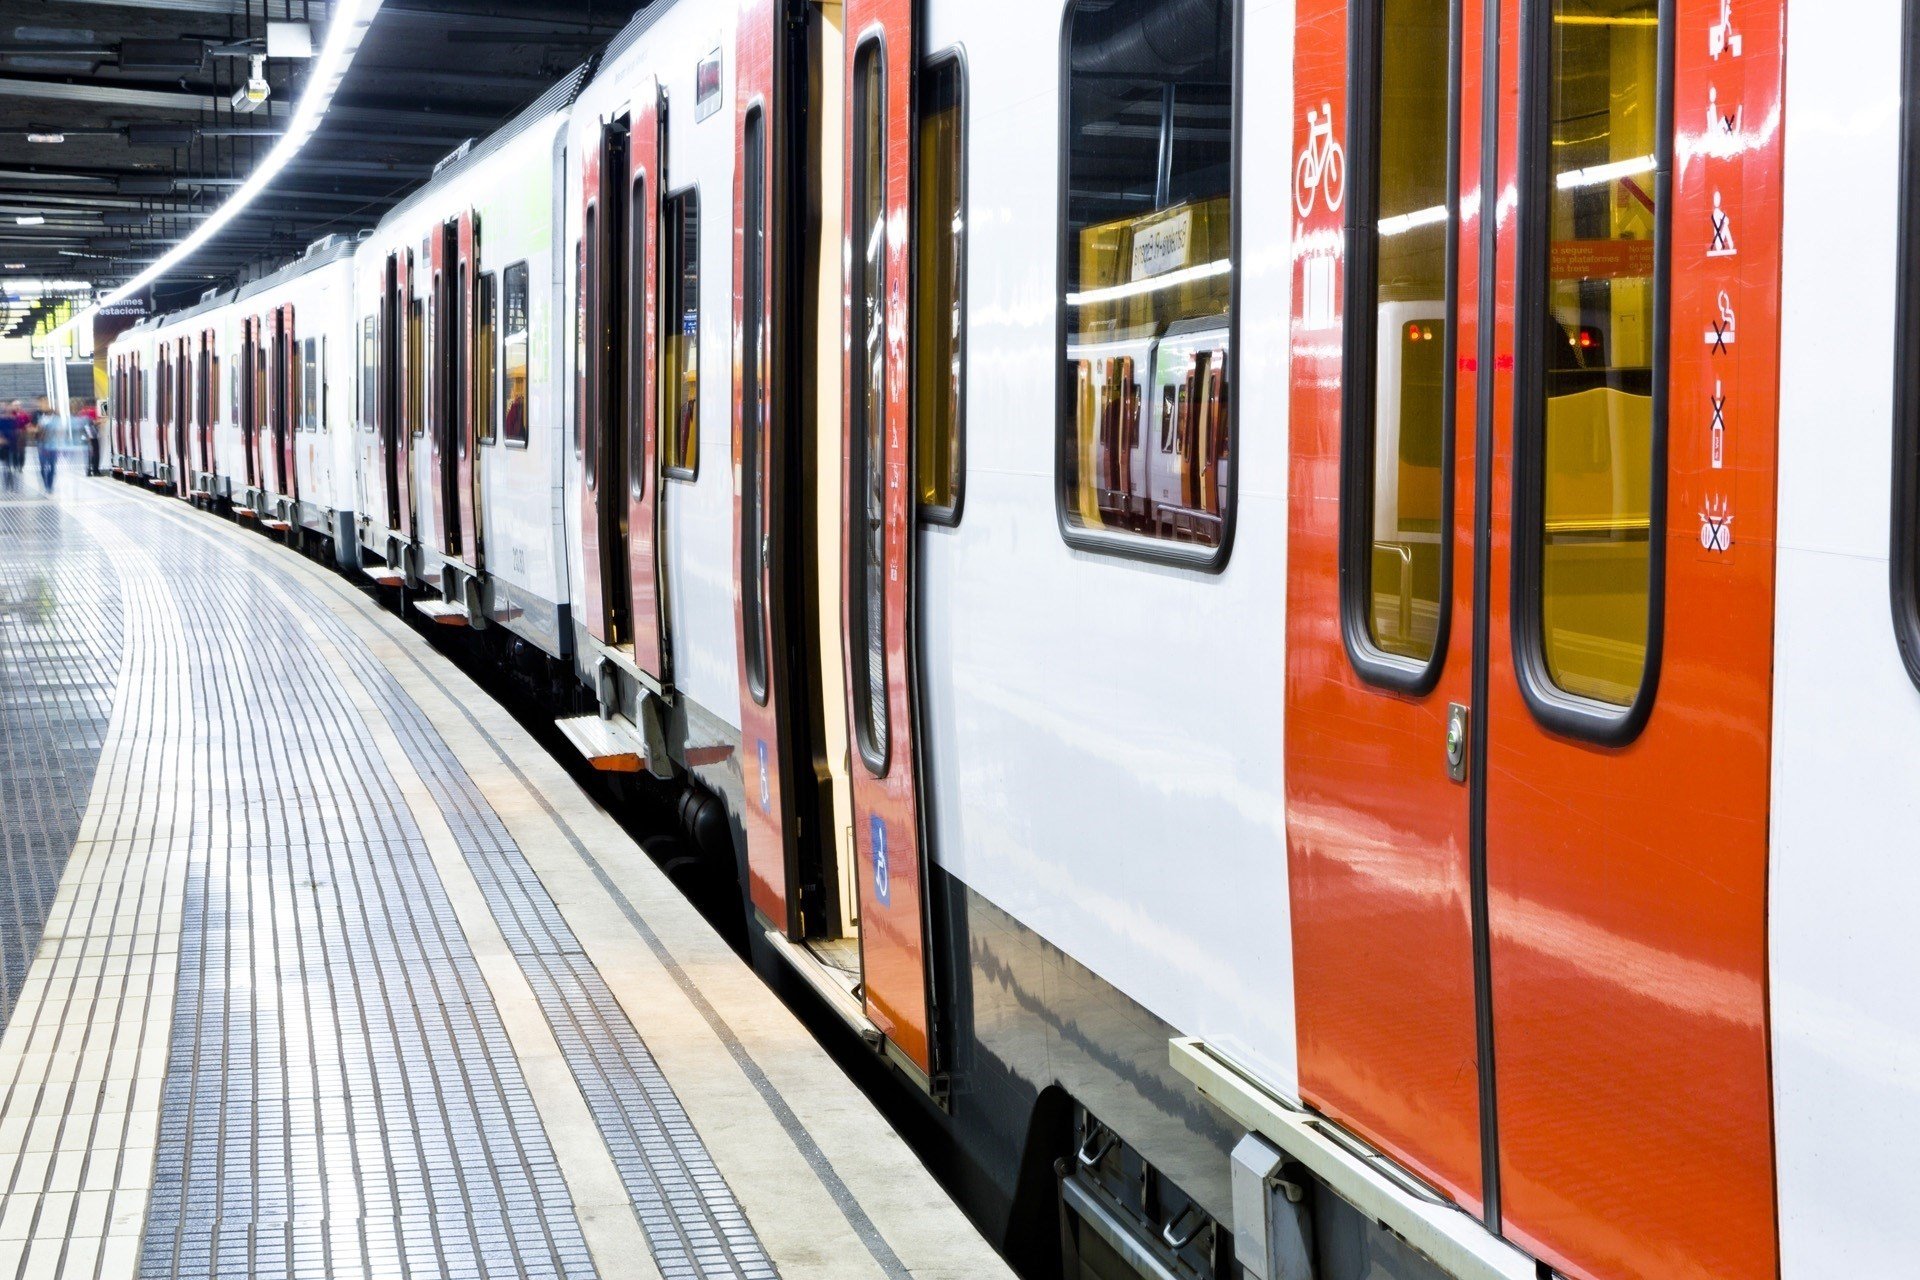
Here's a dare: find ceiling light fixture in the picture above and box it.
[15,215,46,226]
[27,133,66,144]
[43,0,383,350]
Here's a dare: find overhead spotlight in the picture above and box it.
[232,54,271,112]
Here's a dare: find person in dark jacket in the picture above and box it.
[0,402,22,493]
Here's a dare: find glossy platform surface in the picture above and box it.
[0,469,1008,1280]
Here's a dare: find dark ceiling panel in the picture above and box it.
[2,0,648,319]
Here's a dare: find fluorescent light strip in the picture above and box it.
[1556,153,1657,192]
[2,280,91,293]
[1379,204,1449,238]
[42,0,383,348]
[1554,14,1659,26]
[1067,258,1232,307]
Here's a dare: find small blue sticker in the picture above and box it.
[870,814,891,906]
[756,739,771,812]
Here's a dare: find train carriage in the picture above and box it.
[222,238,360,563]
[351,73,582,649]
[93,1,1920,1278]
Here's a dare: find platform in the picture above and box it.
[0,476,1011,1280]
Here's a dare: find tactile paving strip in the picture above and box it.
[54,496,598,1280]
[0,498,120,1032]
[356,683,780,1280]
[209,524,783,1279]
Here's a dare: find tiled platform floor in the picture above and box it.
[0,476,1011,1280]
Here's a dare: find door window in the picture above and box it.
[504,262,529,446]
[849,41,890,771]
[1060,0,1235,566]
[742,108,770,705]
[915,55,966,524]
[1345,0,1456,678]
[1520,0,1667,716]
[662,189,701,478]
[361,316,376,433]
[1896,0,1920,687]
[476,273,497,445]
[408,297,424,439]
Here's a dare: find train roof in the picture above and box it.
[598,0,685,71]
[375,61,596,234]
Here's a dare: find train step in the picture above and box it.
[555,713,650,773]
[412,598,470,627]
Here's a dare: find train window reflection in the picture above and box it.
[504,262,529,446]
[1060,0,1235,564]
[1535,0,1662,707]
[662,189,700,479]
[915,56,965,524]
[1356,0,1452,666]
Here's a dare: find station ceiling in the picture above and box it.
[1,0,643,328]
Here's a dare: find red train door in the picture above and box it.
[199,329,215,478]
[1285,0,1490,1210]
[175,336,191,496]
[628,80,669,682]
[281,305,299,504]
[1287,2,1782,1278]
[381,252,413,540]
[458,210,482,569]
[428,227,451,555]
[734,0,803,933]
[1475,1,1781,1276]
[579,114,634,650]
[839,0,936,1081]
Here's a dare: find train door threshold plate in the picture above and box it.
[556,717,683,775]
[1168,1039,1538,1280]
[412,597,470,628]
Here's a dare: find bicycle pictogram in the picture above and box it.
[1294,102,1346,218]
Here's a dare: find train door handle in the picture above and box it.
[1446,703,1470,784]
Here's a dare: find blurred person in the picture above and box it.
[0,402,19,493]
[34,398,59,493]
[75,400,100,476]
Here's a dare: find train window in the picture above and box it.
[1060,0,1235,568]
[408,297,425,438]
[1342,0,1456,683]
[916,54,966,525]
[573,241,586,459]
[585,206,600,489]
[1514,0,1668,724]
[361,316,376,433]
[662,189,701,479]
[742,108,770,705]
[849,41,890,771]
[210,350,221,427]
[628,173,648,497]
[303,337,320,432]
[476,272,497,445]
[504,262,529,446]
[1896,0,1920,688]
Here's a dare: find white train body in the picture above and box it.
[102,2,1920,1278]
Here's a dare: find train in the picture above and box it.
[99,0,1920,1278]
